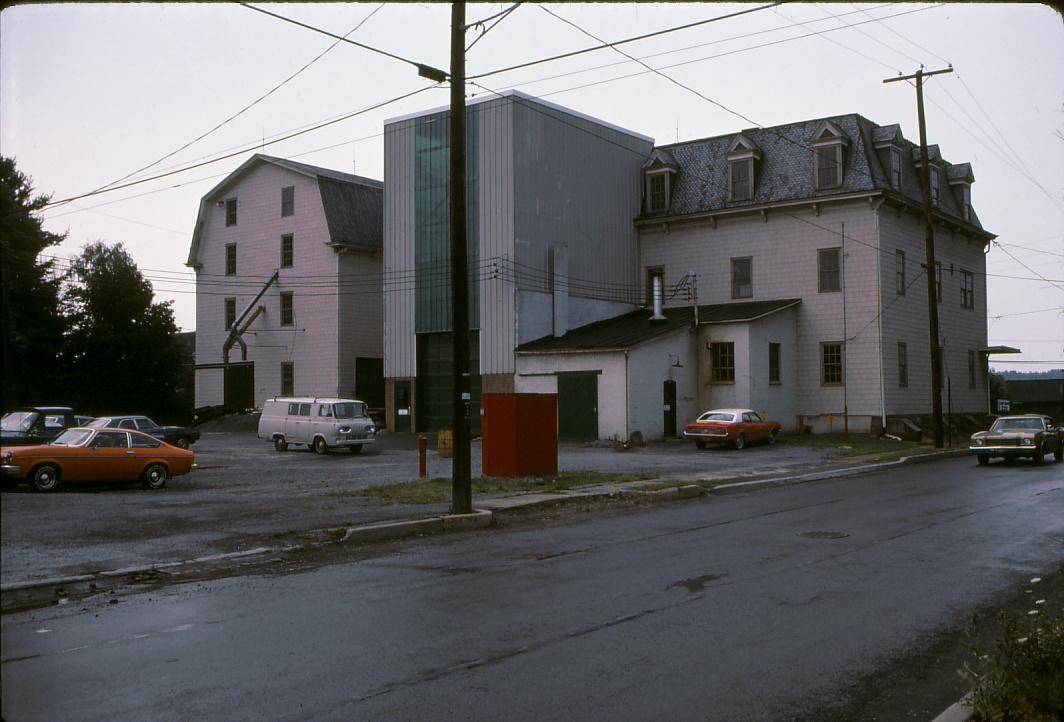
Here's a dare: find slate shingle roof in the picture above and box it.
[644,114,987,233]
[517,299,801,353]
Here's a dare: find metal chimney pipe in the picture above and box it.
[651,273,666,321]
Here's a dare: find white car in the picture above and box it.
[257,397,376,454]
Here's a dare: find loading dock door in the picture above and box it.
[223,362,254,412]
[557,372,598,442]
[663,379,677,437]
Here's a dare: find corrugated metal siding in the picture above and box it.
[318,178,382,249]
[384,119,417,379]
[512,96,651,307]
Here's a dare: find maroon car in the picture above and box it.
[683,408,781,450]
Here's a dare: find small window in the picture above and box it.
[895,250,906,296]
[118,419,136,430]
[815,145,843,189]
[961,185,972,221]
[930,166,940,206]
[647,173,667,213]
[821,342,844,385]
[287,402,299,415]
[281,364,295,396]
[225,297,236,330]
[743,411,762,423]
[225,244,237,276]
[968,350,977,390]
[890,146,902,188]
[645,266,664,308]
[769,342,781,384]
[961,270,975,309]
[731,257,752,299]
[298,403,311,417]
[131,434,161,449]
[225,198,237,226]
[318,405,332,417]
[934,261,943,303]
[729,159,753,201]
[281,234,294,268]
[818,248,841,293]
[897,342,908,387]
[280,292,294,326]
[710,342,735,383]
[281,186,294,217]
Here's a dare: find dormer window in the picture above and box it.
[726,133,761,202]
[889,146,902,188]
[947,163,976,222]
[642,149,679,215]
[930,166,940,206]
[961,184,971,220]
[810,121,849,191]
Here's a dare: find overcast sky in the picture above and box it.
[2,2,1061,372]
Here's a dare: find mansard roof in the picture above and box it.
[643,113,988,235]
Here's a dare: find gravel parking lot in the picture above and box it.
[2,429,833,587]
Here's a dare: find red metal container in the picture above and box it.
[481,393,558,477]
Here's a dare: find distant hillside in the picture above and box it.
[997,369,1064,381]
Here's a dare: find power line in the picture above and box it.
[469,2,783,80]
[992,243,1064,292]
[466,3,521,52]
[850,2,951,67]
[989,307,1062,319]
[772,5,900,74]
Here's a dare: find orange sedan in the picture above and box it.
[1,427,195,492]
[683,408,781,450]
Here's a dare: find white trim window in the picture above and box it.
[815,145,843,189]
[930,166,940,206]
[646,172,669,213]
[731,257,752,299]
[890,146,902,188]
[729,158,753,201]
[961,269,975,309]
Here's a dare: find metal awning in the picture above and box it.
[980,345,1022,354]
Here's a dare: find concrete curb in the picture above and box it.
[930,700,975,722]
[336,509,492,544]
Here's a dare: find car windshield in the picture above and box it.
[333,402,368,419]
[698,412,735,422]
[990,417,1045,432]
[2,411,39,432]
[50,429,92,446]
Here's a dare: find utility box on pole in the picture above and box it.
[481,394,558,478]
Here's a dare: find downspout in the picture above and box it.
[624,349,630,442]
[873,201,886,431]
[842,222,848,434]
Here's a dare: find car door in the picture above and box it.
[742,412,768,442]
[82,431,140,481]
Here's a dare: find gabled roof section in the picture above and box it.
[872,123,905,147]
[913,144,944,165]
[517,299,801,354]
[187,154,382,267]
[947,162,975,184]
[809,120,850,146]
[727,132,762,160]
[642,148,679,172]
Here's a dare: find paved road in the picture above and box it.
[0,431,831,586]
[3,457,1061,721]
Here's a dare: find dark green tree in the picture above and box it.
[63,242,189,422]
[0,157,68,407]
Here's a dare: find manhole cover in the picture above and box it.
[797,531,850,539]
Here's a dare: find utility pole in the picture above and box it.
[884,65,952,449]
[449,1,472,513]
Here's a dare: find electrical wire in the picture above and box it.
[466,3,521,52]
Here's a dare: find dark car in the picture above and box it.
[1,407,78,447]
[86,416,200,449]
[969,414,1063,466]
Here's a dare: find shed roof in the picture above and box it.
[517,299,801,354]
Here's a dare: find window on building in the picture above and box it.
[890,146,902,188]
[961,269,975,309]
[896,250,906,295]
[710,342,735,383]
[281,234,294,268]
[224,297,236,330]
[818,248,841,293]
[934,261,943,303]
[815,145,843,189]
[930,166,940,206]
[645,266,664,308]
[897,342,908,387]
[647,173,667,213]
[821,342,844,385]
[769,342,781,384]
[281,362,294,396]
[225,198,237,226]
[968,350,978,390]
[280,292,294,326]
[225,243,237,276]
[729,158,753,201]
[961,185,972,221]
[281,186,294,217]
[731,257,752,299]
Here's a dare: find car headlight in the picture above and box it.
[339,426,352,434]
[1021,438,1033,446]
[367,426,375,434]
[973,438,984,447]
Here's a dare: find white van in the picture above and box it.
[257,397,376,454]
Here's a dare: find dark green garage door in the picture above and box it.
[558,372,598,442]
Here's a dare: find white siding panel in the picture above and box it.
[384,119,417,379]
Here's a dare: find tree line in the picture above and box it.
[1,157,193,423]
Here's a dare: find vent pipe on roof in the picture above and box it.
[651,273,666,321]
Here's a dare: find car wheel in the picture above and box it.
[349,445,363,455]
[31,464,60,492]
[1054,444,1062,463]
[695,441,707,450]
[313,437,329,455]
[977,453,989,466]
[734,434,746,450]
[767,430,778,445]
[1033,444,1045,465]
[142,463,168,490]
[174,437,190,450]
[273,436,288,452]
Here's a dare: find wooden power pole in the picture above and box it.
[449,1,472,513]
[884,66,952,449]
